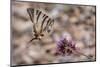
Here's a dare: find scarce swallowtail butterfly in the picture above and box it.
[27,8,54,43]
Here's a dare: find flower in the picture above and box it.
[56,36,76,56]
[56,35,94,60]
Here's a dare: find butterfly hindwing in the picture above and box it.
[43,18,54,33]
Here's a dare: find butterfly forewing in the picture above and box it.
[27,8,35,23]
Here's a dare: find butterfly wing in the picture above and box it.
[39,11,54,34]
[27,8,37,34]
[27,8,35,23]
[27,8,54,37]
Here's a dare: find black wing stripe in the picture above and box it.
[49,19,54,26]
[42,14,48,24]
[27,8,37,34]
[43,18,51,31]
[44,19,54,32]
[36,10,42,23]
[40,14,48,33]
[36,10,39,15]
[27,8,34,23]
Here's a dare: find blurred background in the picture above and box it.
[11,0,96,66]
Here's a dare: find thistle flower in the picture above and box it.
[56,35,94,61]
[56,36,76,56]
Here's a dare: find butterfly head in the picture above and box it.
[33,33,44,40]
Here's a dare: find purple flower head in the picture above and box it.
[56,36,77,56]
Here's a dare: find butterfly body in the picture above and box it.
[27,8,54,43]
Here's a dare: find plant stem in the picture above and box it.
[65,46,93,60]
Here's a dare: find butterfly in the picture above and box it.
[27,8,54,43]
